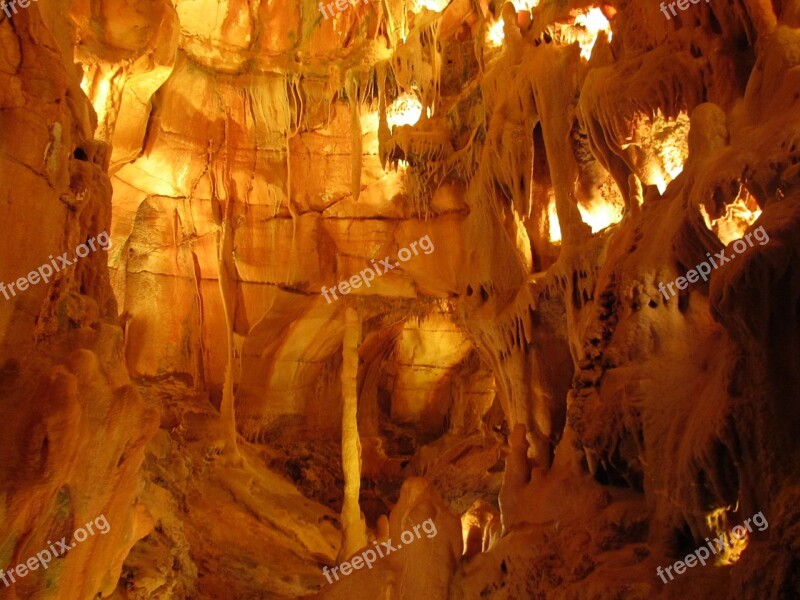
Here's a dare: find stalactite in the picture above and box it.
[285,75,304,282]
[377,62,390,169]
[346,72,363,202]
[213,107,239,458]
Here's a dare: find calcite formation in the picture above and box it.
[0,0,799,598]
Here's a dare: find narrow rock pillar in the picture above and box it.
[340,307,368,559]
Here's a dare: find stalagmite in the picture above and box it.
[340,306,368,559]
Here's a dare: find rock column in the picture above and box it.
[340,307,368,559]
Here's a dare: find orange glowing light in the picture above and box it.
[548,198,562,243]
[573,8,612,60]
[486,18,506,47]
[413,0,450,11]
[579,200,623,234]
[387,93,423,129]
[659,113,689,181]
[700,187,762,245]
[703,509,750,565]
[79,65,114,141]
[485,1,540,47]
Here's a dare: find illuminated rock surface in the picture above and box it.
[0,0,799,598]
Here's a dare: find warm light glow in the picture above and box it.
[486,18,506,47]
[360,107,381,155]
[486,4,608,57]
[722,531,749,565]
[631,110,689,193]
[79,65,92,96]
[461,514,474,555]
[486,1,540,48]
[654,175,667,195]
[79,65,114,141]
[548,198,562,243]
[579,199,624,233]
[659,113,689,182]
[392,314,473,425]
[511,0,540,8]
[699,204,712,230]
[360,108,379,133]
[92,78,112,132]
[573,8,612,60]
[700,187,762,245]
[413,0,450,11]
[387,93,423,129]
[662,152,685,180]
[703,509,750,565]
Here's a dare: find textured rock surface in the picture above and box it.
[0,5,157,599]
[1,0,799,598]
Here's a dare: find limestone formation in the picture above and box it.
[1,0,799,598]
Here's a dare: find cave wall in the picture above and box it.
[0,4,157,599]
